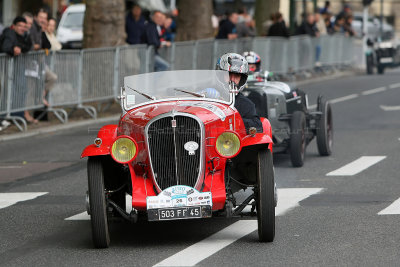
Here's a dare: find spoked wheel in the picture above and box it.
[316,97,333,156]
[256,149,275,242]
[87,157,110,248]
[290,111,306,167]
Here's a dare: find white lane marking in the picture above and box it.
[380,105,400,111]
[362,87,386,96]
[0,192,48,209]
[329,94,359,104]
[326,156,386,176]
[65,194,132,220]
[389,83,400,89]
[0,166,23,169]
[153,188,323,267]
[378,197,400,215]
[65,211,89,220]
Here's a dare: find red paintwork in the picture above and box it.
[82,100,273,212]
[81,124,119,158]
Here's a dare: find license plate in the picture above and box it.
[159,206,201,220]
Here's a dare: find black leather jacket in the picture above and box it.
[234,92,263,133]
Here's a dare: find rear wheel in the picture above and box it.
[256,149,275,242]
[290,111,306,167]
[316,98,333,156]
[88,157,110,248]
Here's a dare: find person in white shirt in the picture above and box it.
[45,18,61,51]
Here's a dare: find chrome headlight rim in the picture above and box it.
[215,131,242,158]
[110,135,138,164]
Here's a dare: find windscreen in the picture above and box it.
[63,12,84,29]
[123,70,231,110]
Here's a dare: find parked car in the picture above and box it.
[352,12,394,40]
[56,4,85,49]
[81,70,276,248]
[242,79,333,167]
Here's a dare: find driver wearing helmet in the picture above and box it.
[243,51,261,74]
[216,53,263,133]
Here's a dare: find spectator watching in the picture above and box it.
[45,18,62,51]
[125,3,145,45]
[296,13,319,37]
[267,12,289,37]
[216,11,238,40]
[30,8,48,50]
[142,10,170,72]
[0,16,31,56]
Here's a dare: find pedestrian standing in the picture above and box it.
[0,16,36,123]
[216,12,238,40]
[267,12,289,37]
[142,11,170,72]
[125,3,146,45]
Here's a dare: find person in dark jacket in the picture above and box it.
[267,12,289,37]
[125,3,146,45]
[216,12,238,40]
[295,13,320,37]
[216,53,263,132]
[142,11,170,71]
[30,8,48,50]
[0,16,31,55]
[0,16,36,123]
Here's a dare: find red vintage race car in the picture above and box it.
[81,70,276,248]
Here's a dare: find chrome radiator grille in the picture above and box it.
[147,115,202,190]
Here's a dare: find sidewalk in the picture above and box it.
[0,68,357,142]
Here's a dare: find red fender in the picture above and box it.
[81,124,118,158]
[241,118,273,151]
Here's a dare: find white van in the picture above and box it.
[56,4,85,49]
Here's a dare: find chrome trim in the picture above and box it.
[144,112,206,193]
[123,96,232,112]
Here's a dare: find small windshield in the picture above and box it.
[63,12,84,29]
[123,70,232,110]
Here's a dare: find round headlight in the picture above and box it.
[111,137,137,163]
[215,132,241,158]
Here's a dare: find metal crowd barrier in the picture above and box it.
[0,34,355,132]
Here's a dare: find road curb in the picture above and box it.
[0,115,120,142]
[290,70,356,87]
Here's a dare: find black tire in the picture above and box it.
[88,157,110,248]
[256,149,275,242]
[377,65,385,74]
[316,98,333,156]
[366,54,374,75]
[290,111,306,167]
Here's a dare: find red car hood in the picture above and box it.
[119,100,237,133]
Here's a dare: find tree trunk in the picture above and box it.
[83,0,126,48]
[175,0,213,41]
[255,0,280,36]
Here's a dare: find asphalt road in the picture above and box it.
[1,69,400,266]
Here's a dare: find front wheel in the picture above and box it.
[366,53,374,75]
[316,98,333,156]
[290,111,306,167]
[256,149,275,242]
[88,157,110,248]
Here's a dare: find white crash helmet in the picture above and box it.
[216,53,249,90]
[242,51,261,73]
